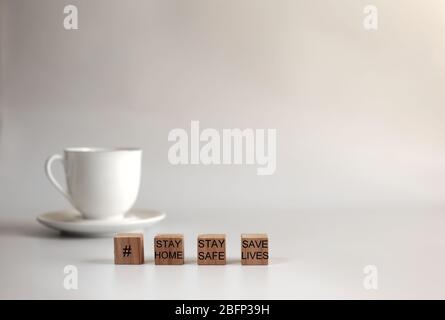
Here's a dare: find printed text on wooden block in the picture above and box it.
[154,234,184,265]
[241,234,268,265]
[114,233,144,265]
[197,234,226,265]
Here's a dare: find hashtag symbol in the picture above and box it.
[122,245,132,257]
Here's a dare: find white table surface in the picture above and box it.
[1,208,444,299]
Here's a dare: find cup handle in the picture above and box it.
[45,154,71,202]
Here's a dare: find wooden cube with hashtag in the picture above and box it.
[241,234,269,265]
[197,234,226,265]
[114,233,144,264]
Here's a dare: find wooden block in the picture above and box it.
[241,234,269,265]
[114,233,144,265]
[197,234,226,265]
[154,234,184,265]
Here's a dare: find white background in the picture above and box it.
[1,0,445,299]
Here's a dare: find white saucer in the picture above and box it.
[37,209,166,236]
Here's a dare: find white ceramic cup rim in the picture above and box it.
[64,147,142,153]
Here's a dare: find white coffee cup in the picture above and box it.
[45,147,142,220]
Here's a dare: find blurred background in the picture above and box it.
[2,0,445,299]
[1,0,445,218]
